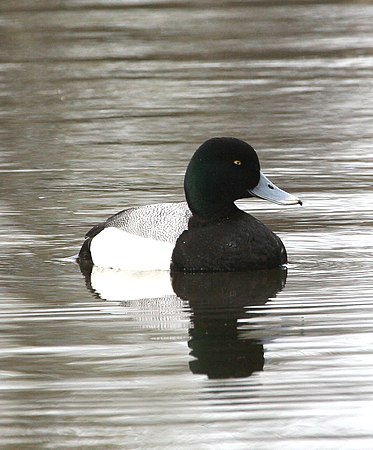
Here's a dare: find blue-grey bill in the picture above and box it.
[249,172,302,206]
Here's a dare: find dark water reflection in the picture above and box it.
[82,266,287,379]
[173,270,286,379]
[1,0,373,448]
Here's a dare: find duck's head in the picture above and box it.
[184,137,302,220]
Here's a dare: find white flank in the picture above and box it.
[90,227,175,271]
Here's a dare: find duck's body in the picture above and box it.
[78,137,301,272]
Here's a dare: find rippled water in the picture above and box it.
[1,1,373,448]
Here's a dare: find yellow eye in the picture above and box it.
[233,160,242,166]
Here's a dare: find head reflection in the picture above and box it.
[172,269,286,379]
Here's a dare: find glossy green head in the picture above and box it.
[184,137,261,220]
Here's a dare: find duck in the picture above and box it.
[78,137,301,272]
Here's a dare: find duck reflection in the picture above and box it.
[172,270,286,379]
[79,260,286,379]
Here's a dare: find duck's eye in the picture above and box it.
[233,160,242,166]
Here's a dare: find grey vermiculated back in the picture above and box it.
[104,202,192,244]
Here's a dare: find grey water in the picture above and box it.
[1,0,373,448]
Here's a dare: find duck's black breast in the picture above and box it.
[171,211,287,272]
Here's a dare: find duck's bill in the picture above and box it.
[249,172,302,206]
